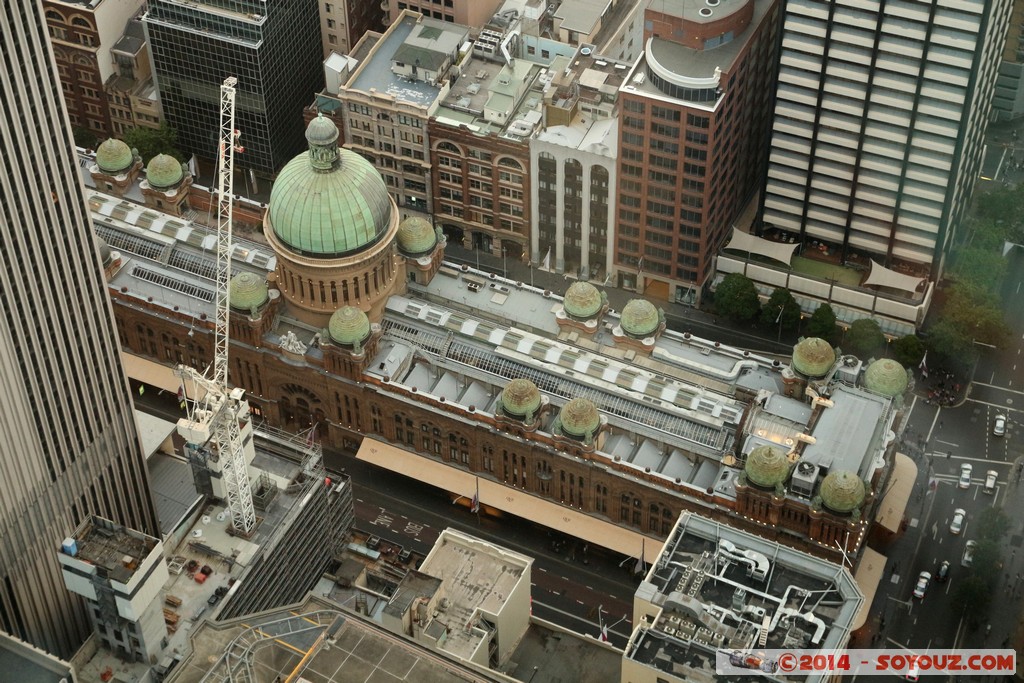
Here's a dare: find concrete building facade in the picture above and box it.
[0,1,159,657]
[58,517,169,663]
[614,0,781,305]
[757,0,1011,314]
[993,0,1024,121]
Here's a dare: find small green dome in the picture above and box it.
[744,445,791,488]
[563,282,603,320]
[620,299,660,338]
[500,378,541,418]
[558,398,600,438]
[819,470,866,513]
[306,113,340,146]
[96,236,112,264]
[228,272,269,311]
[268,148,392,258]
[96,138,133,174]
[146,153,184,189]
[397,216,437,256]
[792,337,836,378]
[329,306,371,346]
[863,358,909,397]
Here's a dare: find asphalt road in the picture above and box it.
[866,250,1024,666]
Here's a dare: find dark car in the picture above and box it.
[936,560,950,583]
[207,592,222,606]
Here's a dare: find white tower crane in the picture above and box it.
[176,76,257,536]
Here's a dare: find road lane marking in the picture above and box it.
[935,439,960,447]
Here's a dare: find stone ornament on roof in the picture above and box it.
[279,331,307,355]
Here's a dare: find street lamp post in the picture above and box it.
[775,305,785,343]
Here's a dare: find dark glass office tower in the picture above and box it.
[0,0,158,657]
[144,0,323,174]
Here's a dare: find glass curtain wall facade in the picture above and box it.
[144,0,322,174]
[761,0,1012,275]
[0,0,158,657]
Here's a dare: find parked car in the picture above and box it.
[962,540,977,568]
[984,470,998,494]
[993,414,1007,436]
[913,571,932,599]
[958,463,973,489]
[949,508,966,535]
[936,560,950,583]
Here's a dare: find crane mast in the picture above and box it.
[176,76,256,536]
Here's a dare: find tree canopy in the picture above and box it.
[760,288,801,331]
[805,304,838,343]
[122,124,184,164]
[890,335,925,368]
[714,273,761,323]
[845,318,885,360]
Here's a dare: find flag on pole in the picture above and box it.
[600,625,609,642]
[928,476,938,492]
[138,384,145,396]
[918,352,929,379]
[633,538,646,575]
[541,247,551,272]
[470,491,479,513]
[306,423,317,447]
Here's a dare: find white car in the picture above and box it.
[912,571,931,599]
[984,470,998,494]
[962,540,977,568]
[958,463,973,489]
[993,414,1007,436]
[949,508,966,535]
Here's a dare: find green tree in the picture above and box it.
[845,318,885,360]
[73,126,98,151]
[928,284,1009,371]
[948,247,1006,294]
[952,574,992,618]
[970,540,1003,584]
[890,335,925,368]
[122,123,183,164]
[975,507,1009,544]
[806,304,838,342]
[760,288,801,331]
[714,273,761,323]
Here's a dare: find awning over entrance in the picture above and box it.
[123,353,181,393]
[876,453,917,535]
[355,438,662,563]
[864,260,926,293]
[723,227,798,266]
[852,546,886,630]
[122,353,208,400]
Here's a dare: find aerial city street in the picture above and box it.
[1,0,1023,682]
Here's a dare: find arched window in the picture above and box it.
[437,141,461,154]
[71,16,90,28]
[45,10,63,22]
[497,157,523,170]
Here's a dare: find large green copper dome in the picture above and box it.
[268,116,392,258]
[819,470,866,513]
[396,216,437,256]
[621,299,660,338]
[863,358,909,397]
[500,379,542,418]
[744,445,790,488]
[563,282,603,320]
[228,272,269,311]
[146,153,184,189]
[96,138,133,174]
[558,398,600,438]
[329,306,371,346]
[792,337,836,378]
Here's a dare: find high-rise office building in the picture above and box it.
[0,0,158,657]
[614,0,781,305]
[761,0,1011,283]
[143,0,323,174]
